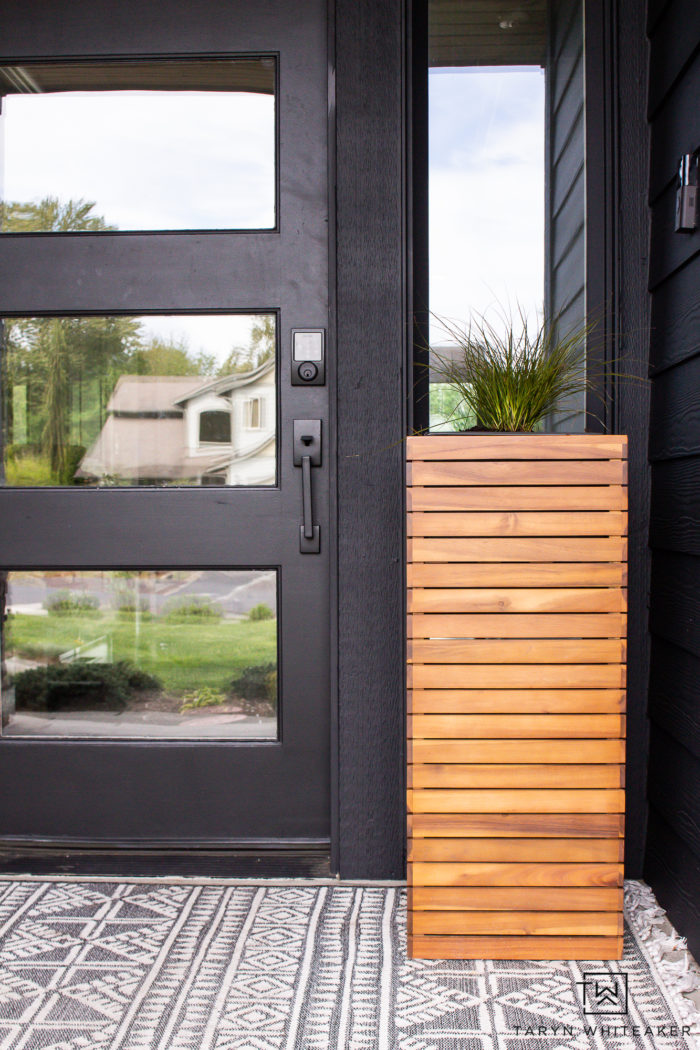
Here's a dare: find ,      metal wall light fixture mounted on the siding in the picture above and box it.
[675,152,699,232]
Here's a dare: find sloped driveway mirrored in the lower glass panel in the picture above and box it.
[1,569,278,739]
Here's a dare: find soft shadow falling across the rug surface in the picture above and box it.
[0,879,697,1049]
